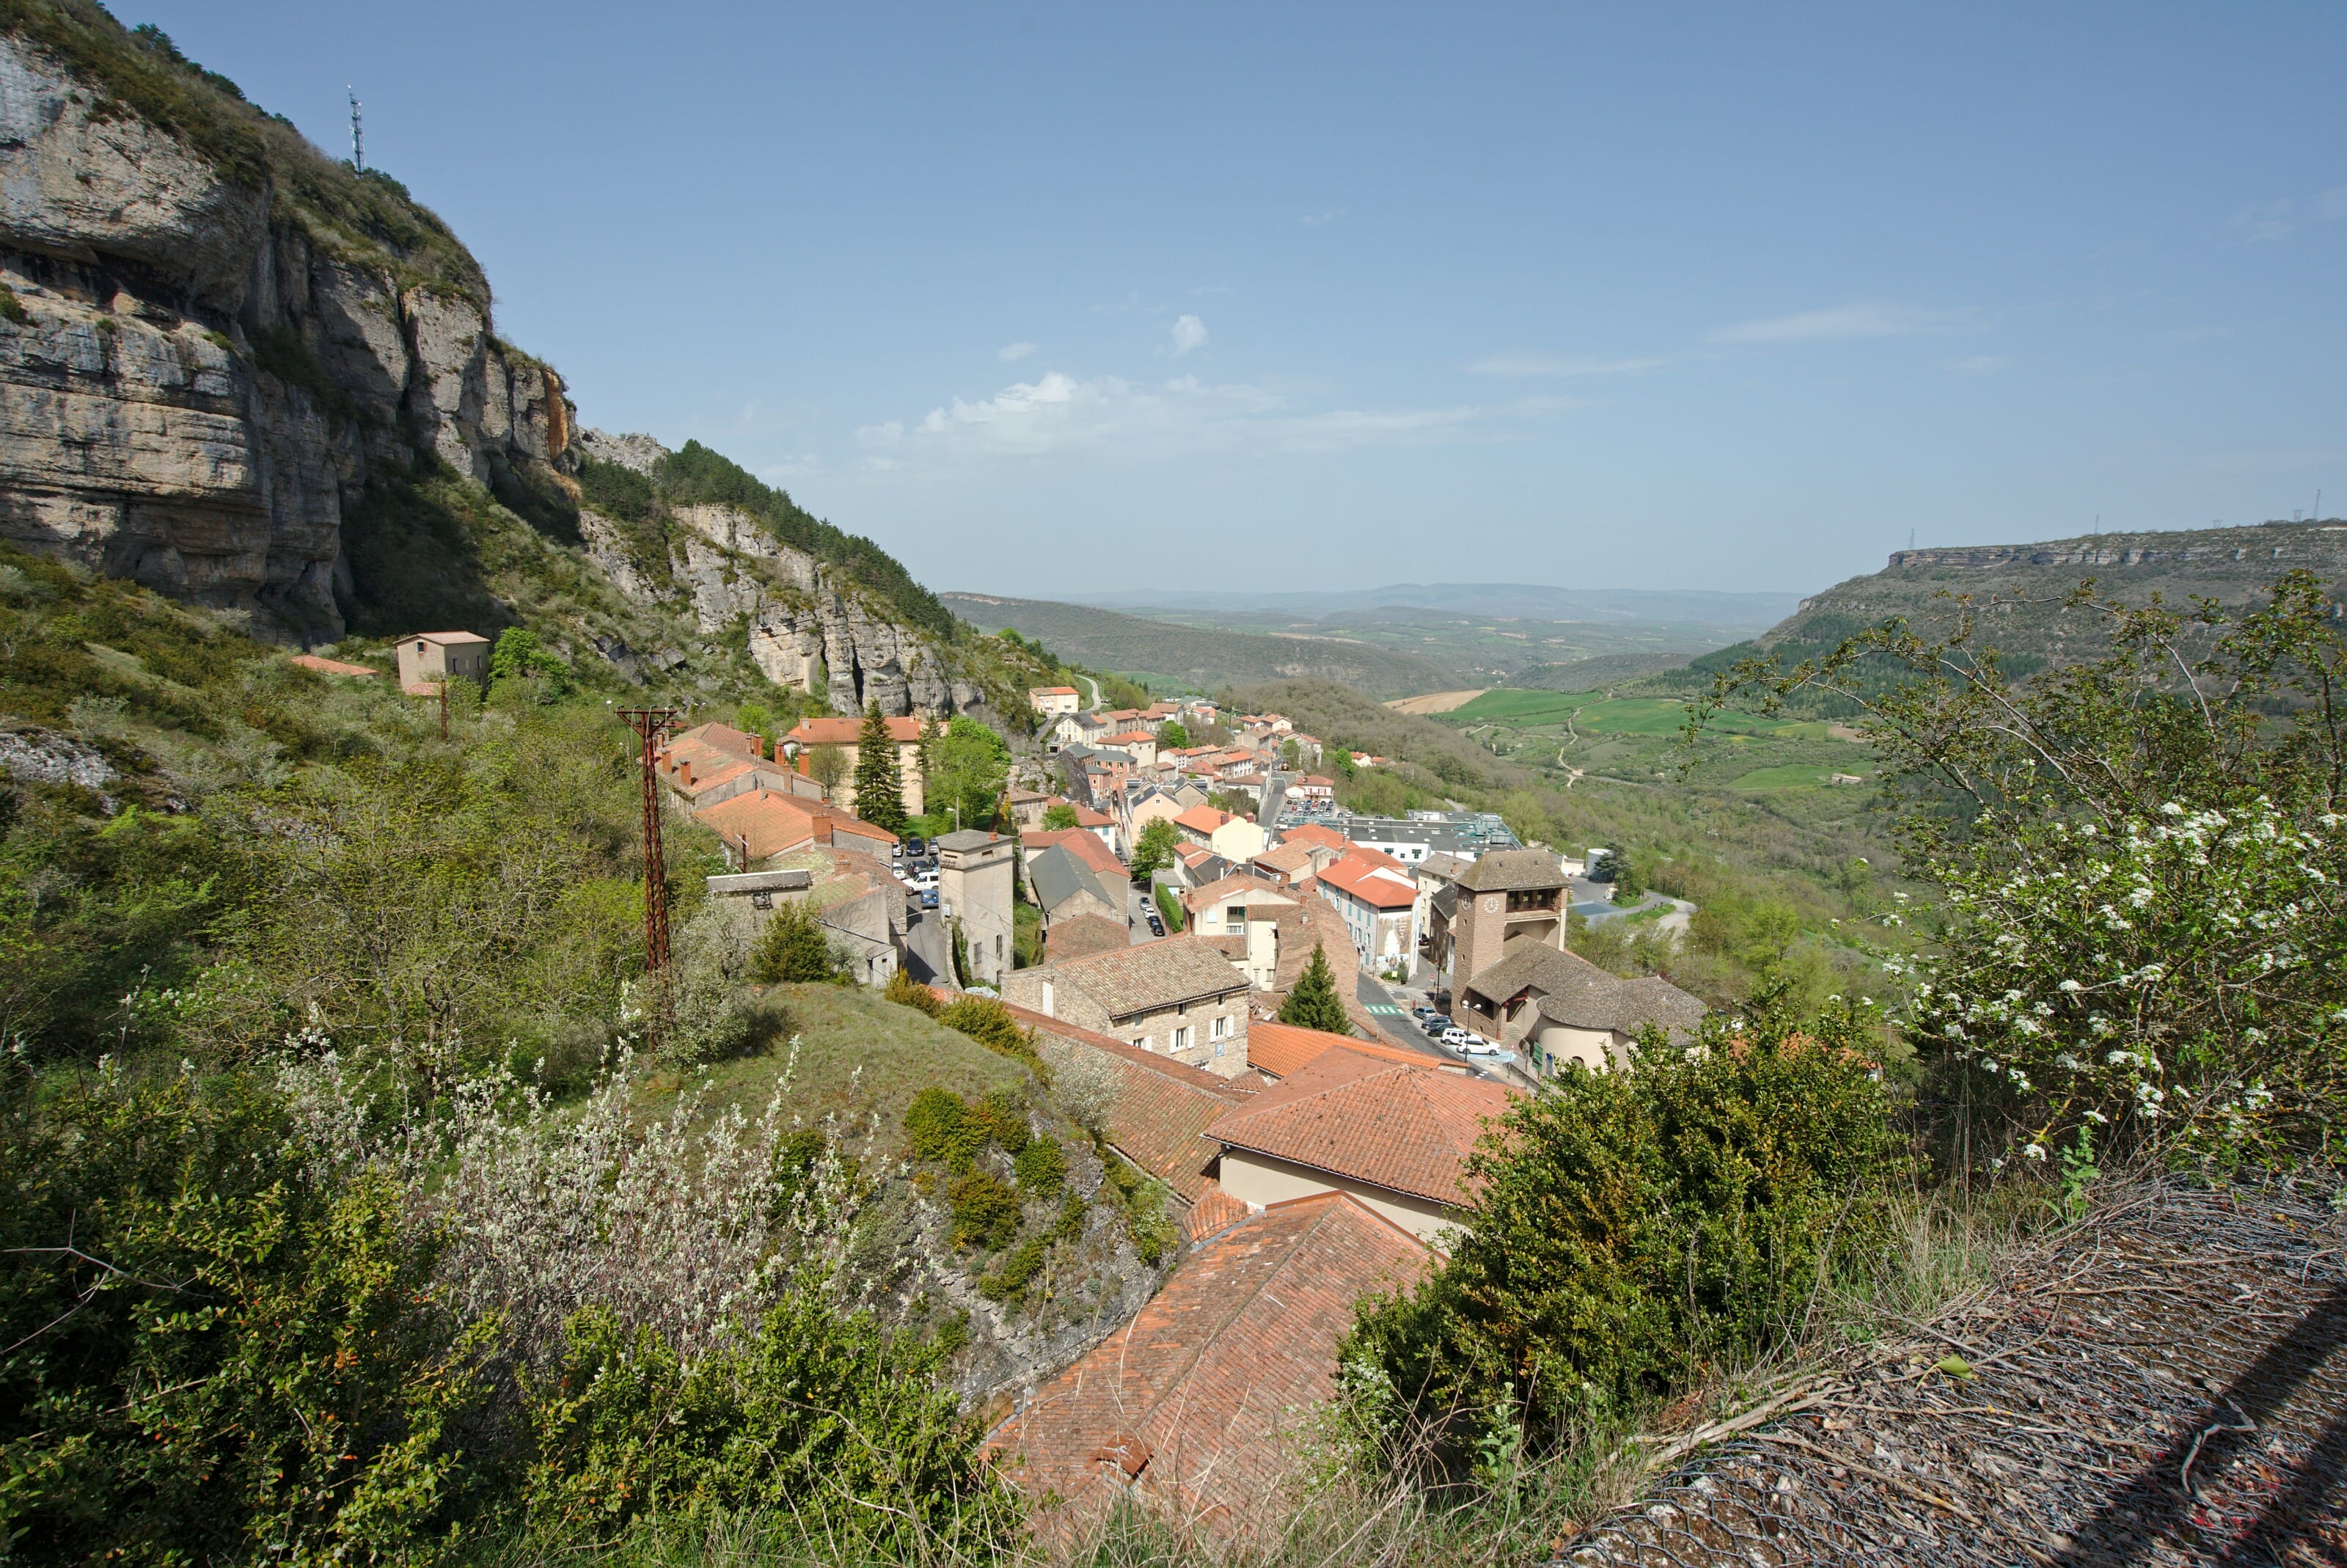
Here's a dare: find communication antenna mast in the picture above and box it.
[348,87,363,172]
[620,707,679,1050]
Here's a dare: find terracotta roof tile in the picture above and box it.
[782,714,925,746]
[1316,853,1418,909]
[1042,935,1251,1021]
[1205,1049,1516,1206]
[1179,1180,1250,1246]
[290,653,377,677]
[1453,846,1570,893]
[1245,1021,1450,1080]
[990,1195,1431,1537]
[1024,829,1124,879]
[1042,912,1130,962]
[1278,822,1349,852]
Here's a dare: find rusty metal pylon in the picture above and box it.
[620,707,678,1051]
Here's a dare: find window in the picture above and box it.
[1138,1034,1154,1052]
[1170,1026,1190,1052]
[1211,1015,1231,1041]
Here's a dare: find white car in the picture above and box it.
[1440,1027,1482,1049]
[912,871,940,892]
[1455,1039,1503,1057]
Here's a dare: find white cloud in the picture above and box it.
[1944,355,2011,375]
[1301,208,1346,227]
[2230,197,2299,243]
[1708,301,1972,345]
[759,455,822,480]
[1169,314,1208,357]
[854,369,1567,466]
[997,341,1038,362]
[1467,353,1667,378]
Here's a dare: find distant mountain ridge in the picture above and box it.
[1073,582,1801,629]
[940,593,1458,697]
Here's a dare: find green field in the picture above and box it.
[1729,764,1864,791]
[1450,691,1801,737]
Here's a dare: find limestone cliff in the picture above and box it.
[574,428,986,719]
[0,30,567,640]
[0,12,1011,722]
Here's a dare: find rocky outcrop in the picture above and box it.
[0,34,570,641]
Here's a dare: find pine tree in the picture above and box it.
[1278,942,1351,1035]
[852,702,907,832]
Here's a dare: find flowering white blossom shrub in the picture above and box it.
[1704,571,2347,1167]
[1891,799,2344,1161]
[280,1037,862,1366]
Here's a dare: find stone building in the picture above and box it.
[935,828,1015,986]
[1002,937,1253,1077]
[393,631,490,692]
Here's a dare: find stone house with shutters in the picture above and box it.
[1000,936,1253,1077]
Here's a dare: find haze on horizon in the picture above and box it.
[142,1,2347,601]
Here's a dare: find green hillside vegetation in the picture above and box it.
[1226,679,1898,1013]
[1503,648,1714,689]
[3,1,486,305]
[942,593,1455,696]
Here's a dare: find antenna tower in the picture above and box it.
[348,87,364,172]
[620,708,678,1049]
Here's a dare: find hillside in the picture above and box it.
[940,593,1457,696]
[1079,582,1801,626]
[0,3,1042,725]
[1653,521,2347,693]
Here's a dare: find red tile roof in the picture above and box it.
[290,653,377,677]
[1244,1020,1449,1080]
[1024,828,1124,880]
[1033,686,1079,696]
[1174,805,1235,833]
[1179,1181,1250,1245]
[1204,1048,1515,1206]
[669,721,766,761]
[1278,822,1348,852]
[989,1195,1431,1537]
[1252,843,1314,878]
[693,788,898,860]
[1316,853,1417,909]
[1042,912,1130,963]
[783,714,926,747]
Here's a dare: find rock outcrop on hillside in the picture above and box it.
[0,34,567,640]
[0,26,990,720]
[576,429,984,719]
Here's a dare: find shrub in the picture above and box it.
[0,1065,484,1564]
[1014,1133,1068,1198]
[1708,571,2347,1166]
[522,1290,1020,1553]
[884,964,944,1015]
[945,1170,1022,1251]
[937,994,1049,1079]
[1348,996,1897,1456]
[1280,942,1351,1033]
[903,1085,981,1170]
[747,899,846,984]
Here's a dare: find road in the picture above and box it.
[1074,672,1102,708]
[903,904,954,984]
[1126,884,1165,945]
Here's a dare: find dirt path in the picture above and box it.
[1385,689,1487,714]
[1554,1179,2347,1566]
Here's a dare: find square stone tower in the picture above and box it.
[1449,848,1570,994]
[936,829,1017,986]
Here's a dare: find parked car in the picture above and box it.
[893,866,912,884]
[1440,1027,1480,1048]
[892,843,905,860]
[1421,1014,1454,1035]
[912,871,939,892]
[1145,915,1165,936]
[1456,1038,1501,1057]
[1411,1005,1438,1019]
[905,836,927,857]
[920,889,940,909]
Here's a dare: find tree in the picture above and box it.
[1278,737,1301,771]
[490,626,568,694]
[1609,847,1647,903]
[806,744,848,803]
[927,718,1011,831]
[1129,817,1181,879]
[849,704,906,832]
[1157,720,1191,750]
[734,700,775,739]
[1041,802,1080,832]
[748,901,847,984]
[1704,571,2347,1168]
[1278,943,1351,1035]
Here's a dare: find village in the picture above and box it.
[588,656,1711,1528]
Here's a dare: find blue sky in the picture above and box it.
[144,2,2347,598]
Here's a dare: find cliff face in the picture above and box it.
[0,23,996,721]
[0,34,567,640]
[572,430,986,719]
